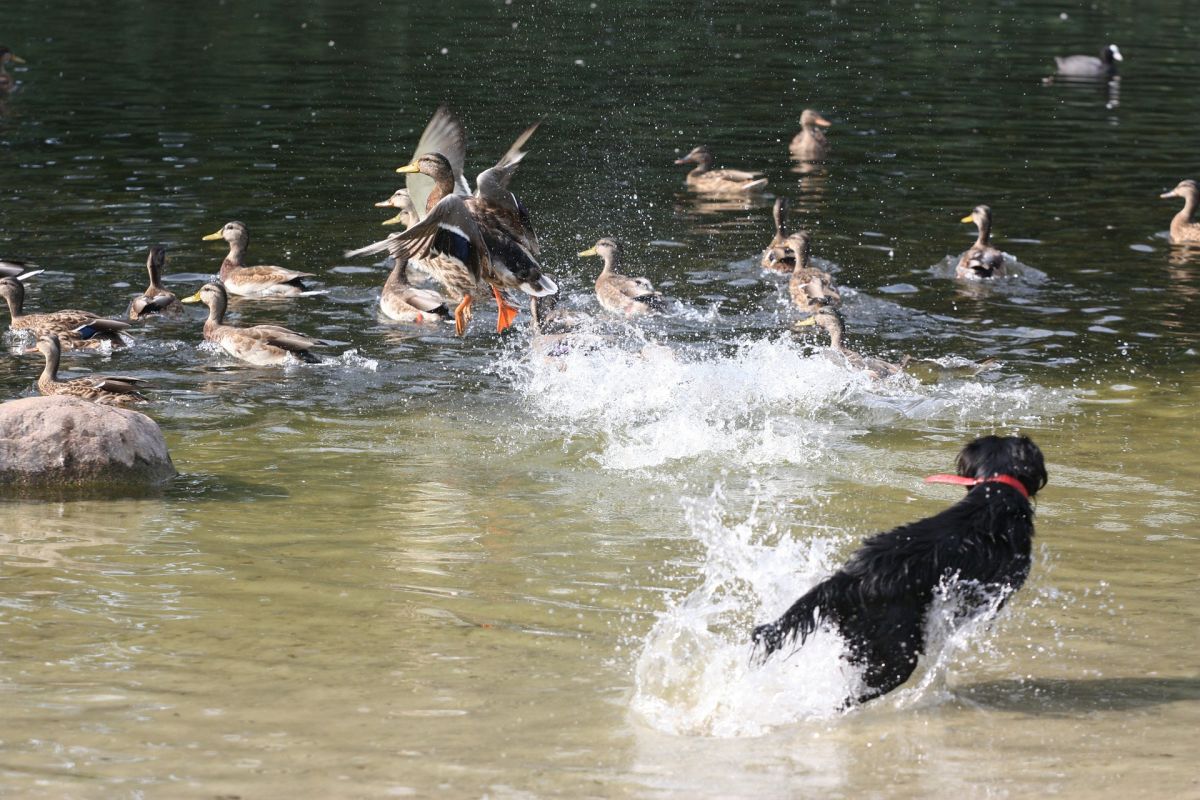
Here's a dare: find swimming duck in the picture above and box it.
[786,232,840,313]
[578,238,664,317]
[128,245,184,320]
[375,189,420,228]
[795,307,908,379]
[373,189,434,275]
[762,197,795,271]
[1055,44,1122,79]
[33,334,147,406]
[790,109,833,160]
[380,251,452,324]
[373,172,485,312]
[0,46,25,94]
[1160,180,1200,244]
[351,108,555,335]
[0,276,130,348]
[181,282,326,365]
[352,187,485,335]
[957,205,1007,280]
[202,221,317,297]
[674,146,767,195]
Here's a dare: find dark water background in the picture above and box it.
[1,1,1198,797]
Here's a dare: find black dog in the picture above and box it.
[751,435,1047,706]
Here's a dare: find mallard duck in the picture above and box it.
[128,245,184,320]
[34,334,147,405]
[0,46,25,94]
[375,189,420,228]
[790,109,833,160]
[350,107,555,335]
[373,189,435,277]
[360,175,482,309]
[380,251,452,324]
[786,232,841,312]
[957,205,1007,279]
[762,197,795,271]
[181,282,326,365]
[0,276,130,348]
[0,258,43,280]
[1055,44,1122,79]
[795,307,908,379]
[1160,180,1200,244]
[202,221,317,297]
[674,146,767,195]
[578,238,664,317]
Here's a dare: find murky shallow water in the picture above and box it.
[2,0,1199,797]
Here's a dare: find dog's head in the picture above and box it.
[956,435,1047,498]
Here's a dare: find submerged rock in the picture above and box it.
[0,396,176,494]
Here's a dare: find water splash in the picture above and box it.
[502,332,1071,471]
[632,485,1034,737]
[631,485,858,737]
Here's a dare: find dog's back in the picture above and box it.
[752,435,1046,706]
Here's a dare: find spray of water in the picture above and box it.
[630,485,858,737]
[501,330,1071,471]
[631,485,1036,737]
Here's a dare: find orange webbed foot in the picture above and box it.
[492,286,520,333]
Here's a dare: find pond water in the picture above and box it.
[1,0,1198,797]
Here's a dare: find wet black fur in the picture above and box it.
[751,435,1047,706]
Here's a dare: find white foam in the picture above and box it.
[631,486,1029,737]
[631,487,859,737]
[503,333,1070,471]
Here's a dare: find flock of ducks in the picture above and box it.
[2,43,1200,405]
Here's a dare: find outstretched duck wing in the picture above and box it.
[474,120,539,208]
[388,194,489,283]
[475,121,542,255]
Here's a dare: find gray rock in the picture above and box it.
[0,396,176,495]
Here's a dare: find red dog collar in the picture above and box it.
[924,473,1029,499]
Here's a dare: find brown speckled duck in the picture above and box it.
[674,146,767,195]
[380,252,452,324]
[350,108,555,335]
[202,221,317,297]
[762,197,795,271]
[790,109,833,160]
[34,334,147,405]
[370,163,482,311]
[1160,180,1200,244]
[786,232,841,313]
[182,282,326,365]
[0,276,130,348]
[375,188,419,228]
[957,205,1007,280]
[796,307,908,379]
[128,246,184,320]
[578,238,664,317]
